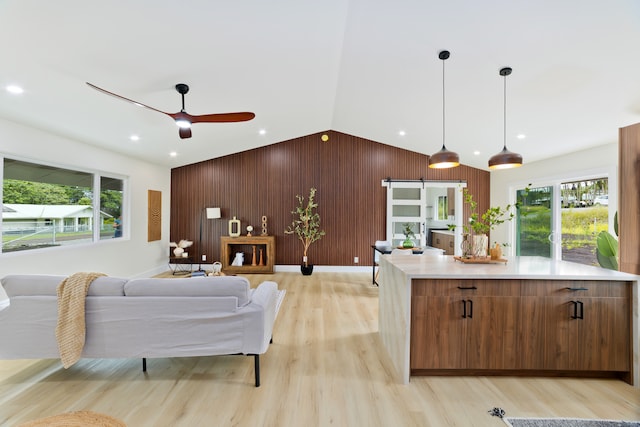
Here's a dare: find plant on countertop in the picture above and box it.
[401,223,416,248]
[463,188,517,235]
[285,187,325,267]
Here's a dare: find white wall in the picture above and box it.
[0,118,171,279]
[490,142,618,254]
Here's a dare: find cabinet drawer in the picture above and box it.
[413,279,520,297]
[520,280,631,298]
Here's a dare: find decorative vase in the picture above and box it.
[228,216,241,237]
[460,233,472,258]
[490,243,503,260]
[173,247,184,257]
[301,264,314,275]
[473,234,488,257]
[402,237,414,248]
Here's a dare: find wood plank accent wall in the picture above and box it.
[619,122,640,275]
[170,131,490,266]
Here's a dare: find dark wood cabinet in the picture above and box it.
[410,278,632,380]
[431,231,454,255]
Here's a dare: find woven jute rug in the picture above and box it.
[17,410,126,427]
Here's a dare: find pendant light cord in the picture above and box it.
[442,55,446,149]
[503,71,507,150]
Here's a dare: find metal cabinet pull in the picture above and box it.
[570,300,584,319]
[457,286,478,290]
[461,300,473,319]
[565,287,588,291]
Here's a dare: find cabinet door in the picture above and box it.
[516,296,547,369]
[466,296,519,369]
[411,296,466,369]
[573,297,630,371]
[543,292,630,371]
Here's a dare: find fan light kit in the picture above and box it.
[86,82,255,139]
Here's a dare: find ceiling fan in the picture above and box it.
[86,82,255,139]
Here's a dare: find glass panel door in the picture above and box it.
[387,187,425,248]
[516,185,553,257]
[560,178,609,266]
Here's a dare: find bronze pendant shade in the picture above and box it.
[428,50,459,169]
[488,67,523,169]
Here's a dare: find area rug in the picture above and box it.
[17,410,126,427]
[504,418,640,427]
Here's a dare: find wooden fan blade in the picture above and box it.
[86,82,171,116]
[179,127,192,139]
[186,112,256,124]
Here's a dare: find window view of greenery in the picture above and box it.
[560,178,609,266]
[516,178,609,266]
[2,158,124,253]
[436,195,448,221]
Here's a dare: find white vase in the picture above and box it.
[472,234,488,257]
[173,247,184,257]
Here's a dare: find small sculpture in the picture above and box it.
[231,252,244,266]
[246,225,253,237]
[261,215,268,236]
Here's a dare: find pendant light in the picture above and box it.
[428,50,460,169]
[488,67,523,169]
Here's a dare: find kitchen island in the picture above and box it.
[377,254,639,386]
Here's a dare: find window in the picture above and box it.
[2,157,125,253]
[436,195,448,221]
[516,177,610,267]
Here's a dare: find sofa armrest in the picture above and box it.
[241,281,284,354]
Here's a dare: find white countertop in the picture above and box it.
[430,229,453,235]
[381,254,640,281]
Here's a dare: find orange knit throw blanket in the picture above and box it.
[55,272,106,368]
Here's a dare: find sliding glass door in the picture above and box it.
[516,185,554,258]
[515,177,610,266]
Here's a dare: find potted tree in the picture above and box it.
[285,187,326,275]
[458,188,518,257]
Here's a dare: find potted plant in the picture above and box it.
[285,187,325,275]
[455,188,519,257]
[401,223,416,248]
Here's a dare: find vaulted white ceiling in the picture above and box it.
[1,0,639,170]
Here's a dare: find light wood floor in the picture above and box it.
[0,272,638,426]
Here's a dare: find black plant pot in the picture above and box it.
[300,264,314,276]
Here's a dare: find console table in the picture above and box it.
[220,235,275,274]
[168,256,193,275]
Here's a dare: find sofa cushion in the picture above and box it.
[1,274,127,297]
[124,276,251,306]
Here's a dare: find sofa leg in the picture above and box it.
[254,354,260,387]
[142,358,147,372]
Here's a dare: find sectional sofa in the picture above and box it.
[0,274,285,386]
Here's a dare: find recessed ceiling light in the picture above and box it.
[517,134,526,139]
[474,150,481,156]
[258,129,267,135]
[130,135,140,141]
[6,85,24,94]
[169,151,177,157]
[398,130,406,136]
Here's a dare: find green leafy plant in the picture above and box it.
[461,188,518,235]
[402,223,416,239]
[596,211,618,270]
[285,187,325,266]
